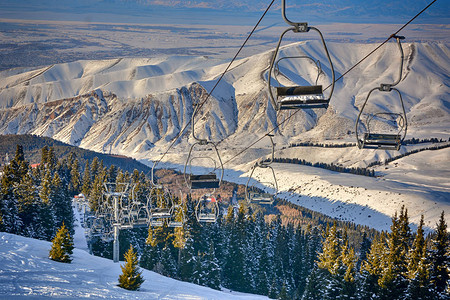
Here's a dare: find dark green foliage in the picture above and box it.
[429,211,449,298]
[49,223,74,263]
[0,134,151,174]
[118,244,144,291]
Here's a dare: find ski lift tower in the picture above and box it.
[103,182,132,263]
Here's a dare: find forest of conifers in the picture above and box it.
[0,144,448,299]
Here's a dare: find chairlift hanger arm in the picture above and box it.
[380,35,405,91]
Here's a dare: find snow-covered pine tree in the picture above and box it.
[81,160,91,199]
[203,242,221,290]
[378,210,410,300]
[118,244,144,290]
[15,173,41,237]
[69,158,81,196]
[429,211,449,298]
[39,169,56,240]
[358,233,385,299]
[49,222,74,263]
[404,216,433,299]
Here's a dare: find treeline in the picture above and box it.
[0,143,146,241]
[125,201,324,299]
[403,137,450,145]
[0,134,151,175]
[288,142,356,148]
[0,145,75,239]
[368,142,450,168]
[305,208,449,300]
[267,157,375,177]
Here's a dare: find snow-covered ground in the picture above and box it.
[0,207,268,300]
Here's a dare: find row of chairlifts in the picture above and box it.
[84,177,186,240]
[184,104,224,223]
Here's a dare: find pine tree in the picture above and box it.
[317,222,341,275]
[429,211,449,298]
[15,173,41,237]
[118,244,144,291]
[49,223,74,263]
[39,169,56,240]
[69,158,81,196]
[51,172,73,231]
[359,233,385,299]
[203,243,222,290]
[81,160,91,198]
[301,266,326,300]
[157,244,178,278]
[378,211,409,300]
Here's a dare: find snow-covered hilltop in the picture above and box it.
[0,41,448,158]
[0,40,449,231]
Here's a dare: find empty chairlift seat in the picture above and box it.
[361,133,402,151]
[189,174,220,189]
[277,85,328,109]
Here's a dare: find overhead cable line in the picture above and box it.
[151,0,276,172]
[324,0,437,90]
[220,0,437,168]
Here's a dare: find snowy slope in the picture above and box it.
[0,232,268,299]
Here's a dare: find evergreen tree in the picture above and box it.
[301,266,326,300]
[49,222,74,263]
[118,244,144,291]
[359,233,385,299]
[339,234,358,299]
[429,211,449,298]
[69,158,81,196]
[378,211,409,299]
[81,160,91,197]
[51,172,74,232]
[178,234,196,282]
[404,216,434,299]
[157,244,177,278]
[39,169,56,240]
[317,222,341,275]
[15,173,41,237]
[203,243,222,290]
[0,146,27,233]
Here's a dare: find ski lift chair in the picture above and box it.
[196,194,219,223]
[268,0,335,111]
[245,135,278,205]
[168,204,185,228]
[184,139,224,190]
[355,35,407,151]
[147,188,172,220]
[130,203,150,228]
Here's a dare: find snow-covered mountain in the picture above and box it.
[0,40,449,230]
[0,41,448,160]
